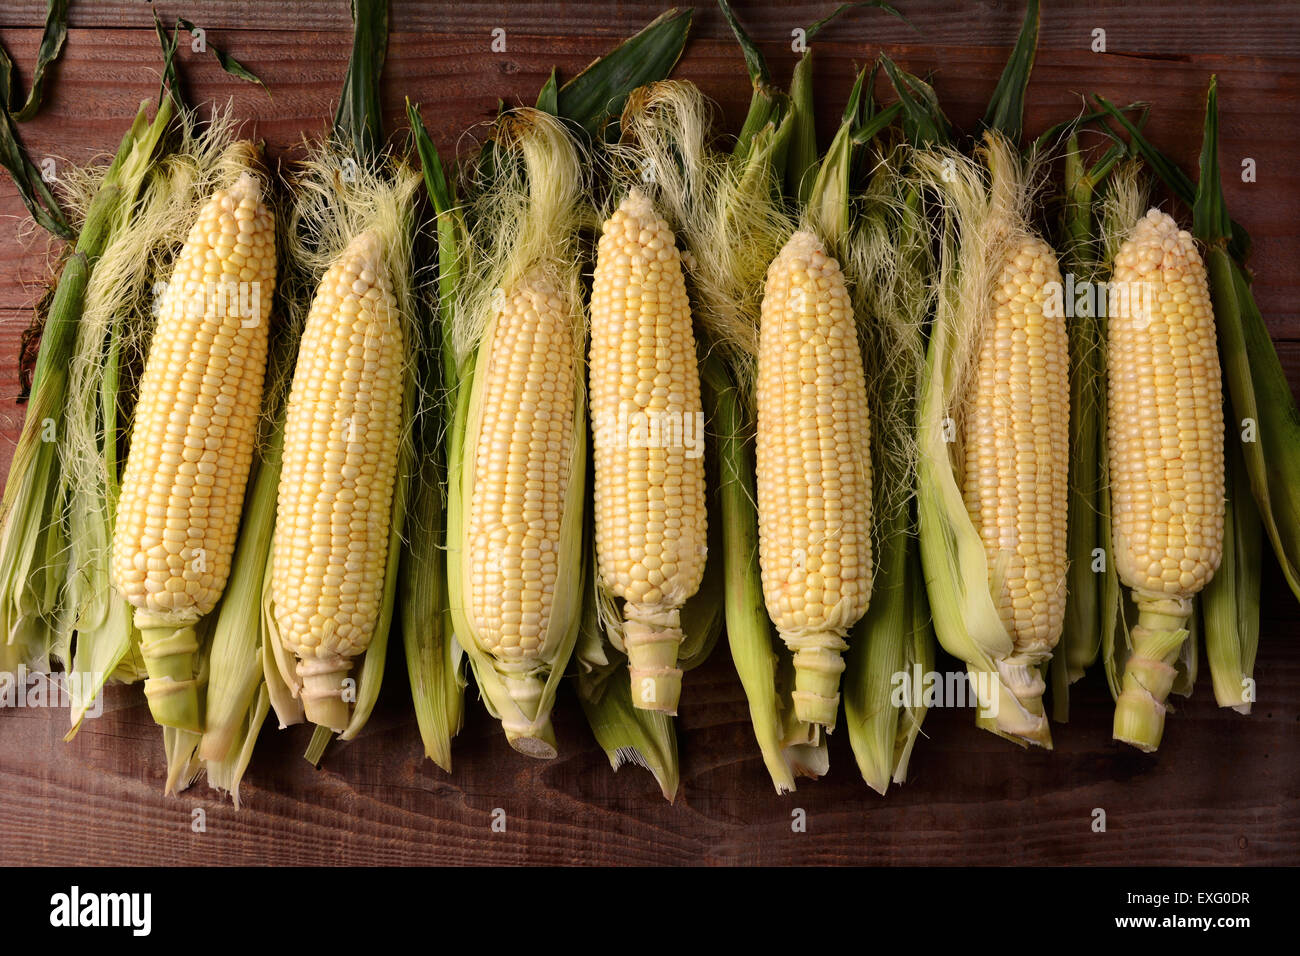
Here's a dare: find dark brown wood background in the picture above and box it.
[0,0,1297,867]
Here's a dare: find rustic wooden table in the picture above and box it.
[0,1,1296,867]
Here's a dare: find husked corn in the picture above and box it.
[272,230,404,730]
[590,190,707,713]
[1108,208,1225,751]
[112,171,276,730]
[464,271,579,692]
[756,229,872,728]
[962,236,1070,657]
[1109,209,1224,598]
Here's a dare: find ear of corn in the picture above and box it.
[1107,208,1224,751]
[111,168,277,731]
[445,110,588,758]
[575,80,739,779]
[270,229,404,732]
[914,135,1067,748]
[1097,80,1300,611]
[961,231,1069,704]
[756,228,873,730]
[55,110,253,736]
[607,73,833,791]
[459,270,586,750]
[449,281,587,756]
[590,188,708,713]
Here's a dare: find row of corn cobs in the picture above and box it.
[1,1,1294,803]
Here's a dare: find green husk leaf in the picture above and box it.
[806,2,906,40]
[574,510,681,801]
[1092,90,1250,260]
[847,510,932,793]
[152,11,183,107]
[717,0,770,84]
[556,8,692,141]
[0,0,72,236]
[1093,160,1149,703]
[844,153,935,789]
[982,0,1039,143]
[204,683,270,808]
[401,103,466,771]
[785,53,817,204]
[163,728,203,795]
[0,105,71,237]
[334,0,388,164]
[1210,251,1300,600]
[176,19,270,93]
[805,67,866,250]
[198,420,283,765]
[1187,78,1300,603]
[2,0,69,121]
[1202,431,1261,712]
[1051,132,1121,717]
[162,616,214,794]
[536,68,559,115]
[879,55,953,148]
[850,102,902,146]
[705,356,812,793]
[304,724,332,766]
[576,652,679,801]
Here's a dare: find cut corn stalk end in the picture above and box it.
[138,622,202,731]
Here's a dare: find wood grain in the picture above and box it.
[3,1,1300,58]
[0,1,1297,867]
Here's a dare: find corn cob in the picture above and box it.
[961,234,1070,728]
[756,229,872,729]
[590,189,708,713]
[462,269,583,732]
[111,170,276,731]
[1108,208,1224,751]
[271,229,404,731]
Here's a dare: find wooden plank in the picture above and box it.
[3,0,1300,58]
[0,27,1296,330]
[0,1,1297,868]
[0,567,1296,866]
